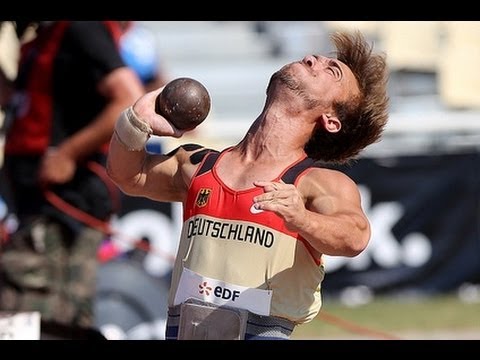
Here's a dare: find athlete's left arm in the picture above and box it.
[253,168,370,257]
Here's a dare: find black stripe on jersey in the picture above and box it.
[281,158,316,184]
[196,151,220,175]
[164,144,215,165]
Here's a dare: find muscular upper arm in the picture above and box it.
[136,144,209,203]
[292,167,370,256]
[301,168,367,224]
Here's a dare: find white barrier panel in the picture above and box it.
[0,311,41,340]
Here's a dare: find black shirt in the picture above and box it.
[4,21,125,230]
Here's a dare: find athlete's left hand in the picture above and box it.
[253,180,307,232]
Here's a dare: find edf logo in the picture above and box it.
[198,281,240,301]
[199,282,241,302]
[214,286,240,301]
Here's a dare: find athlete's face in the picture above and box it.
[269,55,360,112]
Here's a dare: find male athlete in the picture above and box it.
[107,30,389,340]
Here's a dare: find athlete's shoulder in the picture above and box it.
[302,162,359,194]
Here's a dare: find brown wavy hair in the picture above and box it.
[305,31,389,164]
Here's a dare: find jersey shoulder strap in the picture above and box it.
[281,157,346,184]
[281,157,316,184]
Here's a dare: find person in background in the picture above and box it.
[106,30,389,340]
[0,21,144,338]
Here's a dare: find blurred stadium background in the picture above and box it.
[1,21,479,340]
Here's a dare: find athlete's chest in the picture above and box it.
[215,159,285,191]
[186,172,266,221]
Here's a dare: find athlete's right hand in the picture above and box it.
[131,88,186,138]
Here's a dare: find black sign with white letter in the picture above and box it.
[322,152,480,296]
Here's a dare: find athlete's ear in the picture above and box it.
[318,113,341,133]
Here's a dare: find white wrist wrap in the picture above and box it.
[114,106,153,151]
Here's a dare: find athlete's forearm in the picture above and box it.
[106,130,148,195]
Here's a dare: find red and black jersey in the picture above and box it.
[168,148,326,323]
